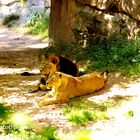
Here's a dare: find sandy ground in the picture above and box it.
[0,25,140,139]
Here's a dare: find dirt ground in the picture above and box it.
[0,25,140,139]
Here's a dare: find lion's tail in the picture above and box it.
[101,70,109,83]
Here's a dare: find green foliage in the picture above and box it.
[0,125,58,140]
[127,110,134,117]
[119,64,140,77]
[0,126,56,140]
[26,12,42,27]
[26,12,49,39]
[37,126,57,140]
[19,0,27,4]
[0,103,13,131]
[62,98,109,125]
[0,103,12,120]
[0,103,18,135]
[63,95,132,125]
[44,34,140,77]
[3,14,20,27]
[67,110,91,125]
[87,35,140,76]
[62,130,92,140]
[0,103,57,140]
[67,109,108,126]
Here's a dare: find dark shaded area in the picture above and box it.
[42,34,140,77]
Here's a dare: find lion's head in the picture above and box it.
[39,54,60,77]
[46,72,62,89]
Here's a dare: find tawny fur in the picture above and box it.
[29,54,79,92]
[38,71,108,106]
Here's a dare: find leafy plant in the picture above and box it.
[0,103,12,119]
[67,109,108,125]
[43,34,140,77]
[62,98,110,125]
[87,35,140,76]
[127,110,134,117]
[36,125,57,140]
[26,12,49,39]
[62,95,132,125]
[0,103,58,140]
[3,14,20,27]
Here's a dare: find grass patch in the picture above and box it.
[0,103,13,127]
[61,130,92,140]
[62,95,132,125]
[67,109,108,126]
[62,98,109,125]
[43,35,140,77]
[3,14,20,27]
[0,103,58,140]
[127,110,134,118]
[26,12,49,39]
[0,125,58,140]
[30,125,58,140]
[87,35,140,76]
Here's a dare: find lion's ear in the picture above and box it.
[45,54,49,59]
[49,55,60,65]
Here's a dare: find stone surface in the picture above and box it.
[0,0,17,5]
[50,0,140,45]
[76,0,114,10]
[1,0,139,44]
[118,0,140,20]
[75,0,140,20]
[0,0,50,25]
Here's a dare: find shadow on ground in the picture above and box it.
[0,25,140,137]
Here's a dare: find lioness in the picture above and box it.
[29,54,79,92]
[38,71,108,106]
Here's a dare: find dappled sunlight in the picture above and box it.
[32,109,63,121]
[87,80,140,139]
[0,64,139,137]
[88,76,139,104]
[0,25,140,139]
[0,34,6,38]
[32,113,49,124]
[0,25,48,51]
[109,96,140,120]
[5,87,19,91]
[24,42,49,49]
[5,96,28,104]
[0,67,29,75]
[89,100,140,139]
[20,79,39,86]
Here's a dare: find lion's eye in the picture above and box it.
[51,78,55,81]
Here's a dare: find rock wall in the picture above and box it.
[0,0,50,25]
[50,0,140,45]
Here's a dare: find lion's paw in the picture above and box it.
[38,100,47,107]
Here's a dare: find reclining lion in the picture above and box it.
[38,71,108,106]
[30,54,79,92]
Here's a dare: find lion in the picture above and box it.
[38,71,108,106]
[29,54,79,92]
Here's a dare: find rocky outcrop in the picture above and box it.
[0,0,50,25]
[50,0,140,45]
[76,0,140,20]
